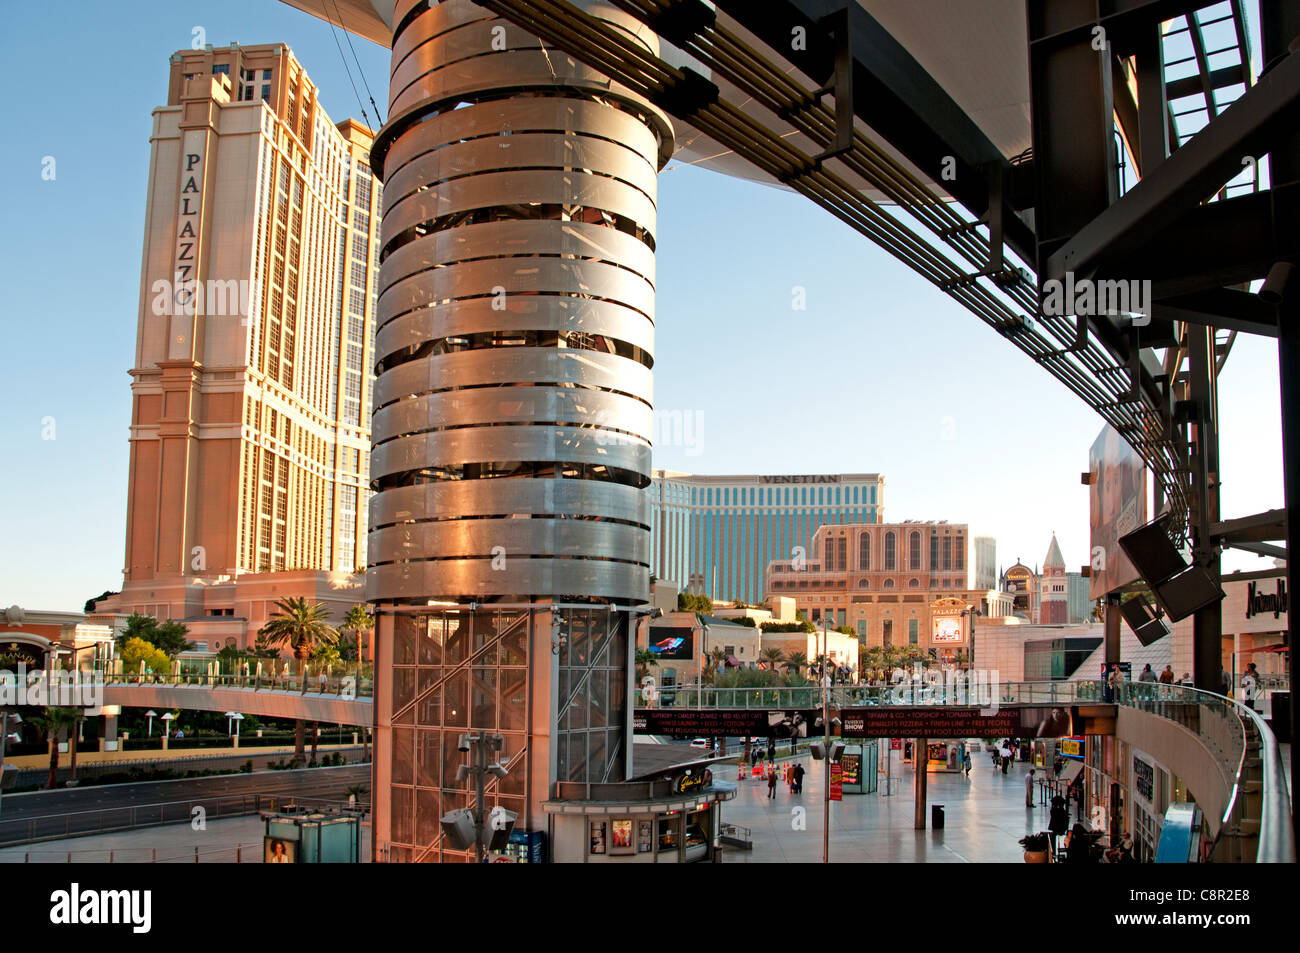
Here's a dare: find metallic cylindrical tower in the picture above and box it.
[369,0,671,606]
[368,0,673,861]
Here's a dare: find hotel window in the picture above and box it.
[857,578,869,588]
[908,619,919,644]
[909,532,920,570]
[856,620,866,637]
[930,533,939,570]
[212,64,229,76]
[909,578,919,588]
[884,532,896,570]
[858,532,870,570]
[836,537,847,572]
[955,536,965,570]
[883,579,894,589]
[942,537,952,570]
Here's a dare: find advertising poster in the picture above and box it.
[1089,424,1147,599]
[830,762,843,801]
[264,838,296,864]
[611,818,633,854]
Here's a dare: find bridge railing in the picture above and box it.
[644,679,1101,710]
[1107,682,1294,864]
[93,660,374,700]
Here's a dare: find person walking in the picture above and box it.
[1025,768,1036,807]
[1241,665,1260,713]
[1000,743,1011,774]
[766,766,778,799]
[1138,663,1157,683]
[793,762,805,794]
[1158,665,1175,684]
[962,747,972,777]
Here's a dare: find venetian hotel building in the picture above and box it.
[650,470,885,605]
[99,45,380,649]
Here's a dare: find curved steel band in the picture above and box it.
[368,0,672,604]
[369,478,649,529]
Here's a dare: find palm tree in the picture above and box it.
[635,648,658,681]
[343,604,373,669]
[259,597,340,759]
[759,647,785,671]
[706,646,728,683]
[784,651,808,678]
[30,707,79,789]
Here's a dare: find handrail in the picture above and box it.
[1240,699,1295,863]
[87,661,375,700]
[1108,681,1295,864]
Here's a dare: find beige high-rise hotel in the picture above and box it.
[99,44,380,649]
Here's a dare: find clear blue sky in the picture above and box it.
[0,1,1283,610]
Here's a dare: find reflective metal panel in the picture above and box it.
[369,0,671,606]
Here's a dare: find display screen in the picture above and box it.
[932,617,962,642]
[647,629,693,660]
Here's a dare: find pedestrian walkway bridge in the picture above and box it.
[65,665,374,728]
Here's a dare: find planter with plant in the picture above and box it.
[1019,832,1051,863]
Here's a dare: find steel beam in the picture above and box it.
[1188,325,1223,693]
[1155,289,1280,337]
[1092,183,1300,297]
[1263,0,1300,838]
[711,0,1034,261]
[1046,49,1300,281]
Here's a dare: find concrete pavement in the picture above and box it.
[720,752,1051,862]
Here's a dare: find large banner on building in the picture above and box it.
[634,708,826,737]
[1089,425,1147,599]
[840,706,1078,739]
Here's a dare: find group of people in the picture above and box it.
[1137,663,1193,685]
[991,739,1018,774]
[765,762,805,798]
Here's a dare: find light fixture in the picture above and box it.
[440,808,476,851]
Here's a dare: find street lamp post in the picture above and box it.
[821,616,831,864]
[0,711,23,818]
[146,710,157,738]
[444,732,513,862]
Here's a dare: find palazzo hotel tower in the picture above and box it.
[101,44,382,647]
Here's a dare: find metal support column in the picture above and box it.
[1189,326,1223,691]
[914,736,928,830]
[1262,0,1300,836]
[1105,593,1122,666]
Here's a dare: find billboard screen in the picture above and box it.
[646,628,693,660]
[1089,424,1147,598]
[933,617,962,642]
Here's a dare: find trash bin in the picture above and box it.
[932,804,945,829]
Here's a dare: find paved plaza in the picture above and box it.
[720,753,1049,863]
